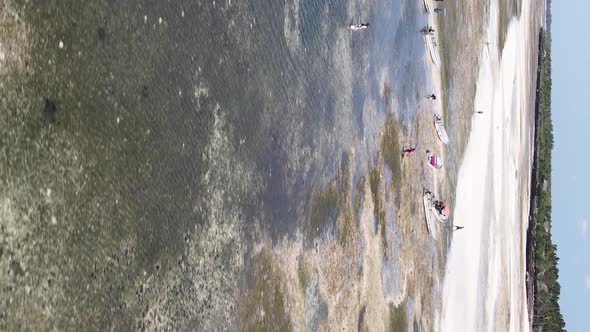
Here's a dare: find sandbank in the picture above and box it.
[438,0,533,330]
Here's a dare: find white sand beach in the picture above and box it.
[439,0,533,330]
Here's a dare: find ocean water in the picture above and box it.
[1,0,427,328]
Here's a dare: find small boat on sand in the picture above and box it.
[422,0,434,13]
[423,34,441,66]
[431,200,450,223]
[426,150,443,169]
[434,114,449,144]
[423,189,437,239]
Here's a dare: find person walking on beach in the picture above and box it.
[426,94,437,100]
[453,225,464,231]
[476,111,484,114]
[421,26,435,35]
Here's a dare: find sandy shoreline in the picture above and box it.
[438,0,534,330]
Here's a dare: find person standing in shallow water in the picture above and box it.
[421,26,435,35]
[401,147,416,158]
[350,23,369,31]
[434,200,445,212]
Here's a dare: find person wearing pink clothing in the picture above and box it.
[401,147,416,158]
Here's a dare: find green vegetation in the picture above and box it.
[529,27,565,331]
[357,305,367,332]
[369,168,388,253]
[240,250,291,332]
[310,183,338,238]
[388,301,408,332]
[380,115,402,185]
[380,113,402,212]
[297,257,311,293]
[336,152,355,248]
[309,152,357,248]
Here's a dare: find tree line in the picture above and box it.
[530,23,565,331]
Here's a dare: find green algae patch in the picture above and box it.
[380,115,402,185]
[298,256,310,293]
[369,168,380,205]
[354,176,366,217]
[369,168,388,255]
[308,151,355,247]
[349,174,366,248]
[240,250,291,331]
[310,182,338,238]
[357,305,368,332]
[388,301,408,332]
[338,200,354,248]
[336,152,355,248]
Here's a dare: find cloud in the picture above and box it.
[585,274,590,289]
[580,219,588,240]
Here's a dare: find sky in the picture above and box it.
[551,0,590,331]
